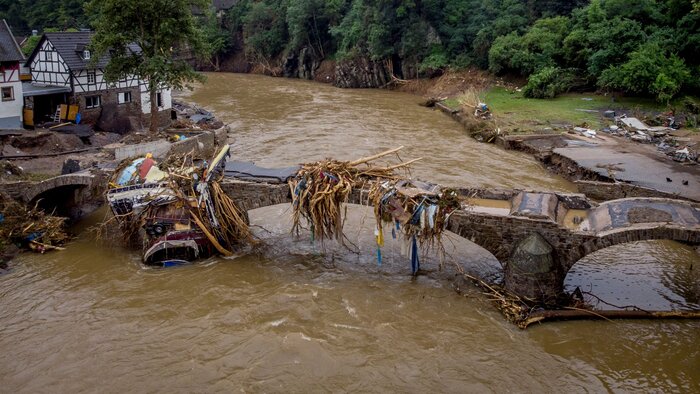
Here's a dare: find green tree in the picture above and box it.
[241,0,289,63]
[201,9,232,71]
[522,66,573,98]
[87,0,208,132]
[488,16,569,75]
[286,0,344,58]
[598,42,691,102]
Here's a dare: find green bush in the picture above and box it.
[598,42,691,103]
[522,67,572,98]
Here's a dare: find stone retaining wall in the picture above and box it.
[111,126,229,161]
[575,180,694,203]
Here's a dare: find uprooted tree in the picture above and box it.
[87,0,209,132]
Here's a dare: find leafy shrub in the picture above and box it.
[598,42,691,103]
[522,67,573,98]
[418,46,448,74]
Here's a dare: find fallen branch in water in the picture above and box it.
[521,309,700,328]
[454,265,700,328]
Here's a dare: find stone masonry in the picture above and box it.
[220,180,700,302]
[6,166,699,302]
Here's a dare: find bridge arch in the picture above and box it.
[29,184,88,219]
[563,198,700,272]
[564,225,700,273]
[563,238,700,310]
[23,174,95,204]
[23,174,99,220]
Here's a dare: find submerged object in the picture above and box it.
[106,145,246,267]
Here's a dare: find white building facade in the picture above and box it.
[0,19,24,129]
[25,32,171,130]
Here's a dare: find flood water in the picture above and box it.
[1,73,698,392]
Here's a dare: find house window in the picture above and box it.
[1,87,14,101]
[156,92,163,107]
[83,50,91,60]
[85,95,101,109]
[118,91,132,104]
[87,71,96,84]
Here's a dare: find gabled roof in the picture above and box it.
[213,0,238,11]
[25,31,142,71]
[0,19,24,62]
[26,32,108,70]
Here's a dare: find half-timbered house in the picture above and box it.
[24,32,172,130]
[0,19,24,129]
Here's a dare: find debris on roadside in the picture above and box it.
[573,127,597,139]
[473,102,492,119]
[592,115,700,164]
[171,100,224,130]
[0,161,24,181]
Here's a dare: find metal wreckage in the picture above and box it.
[106,145,255,267]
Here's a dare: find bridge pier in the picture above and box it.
[504,233,564,304]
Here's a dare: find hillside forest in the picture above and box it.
[2,0,699,101]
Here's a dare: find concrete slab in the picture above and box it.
[114,140,171,161]
[510,192,558,221]
[582,199,700,232]
[553,146,700,201]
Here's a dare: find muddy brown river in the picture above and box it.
[1,73,698,392]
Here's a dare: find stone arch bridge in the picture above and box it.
[220,179,700,301]
[2,172,105,219]
[2,171,698,301]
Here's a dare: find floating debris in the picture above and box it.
[0,192,69,254]
[369,180,461,273]
[290,147,465,275]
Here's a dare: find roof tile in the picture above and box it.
[0,19,24,62]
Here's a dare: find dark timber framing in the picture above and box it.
[25,32,171,129]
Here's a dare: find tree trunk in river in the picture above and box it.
[522,309,700,328]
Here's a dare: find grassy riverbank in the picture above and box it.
[442,87,678,133]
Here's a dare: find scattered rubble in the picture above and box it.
[590,115,700,164]
[172,100,224,130]
[0,161,24,181]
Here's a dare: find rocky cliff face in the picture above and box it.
[203,46,394,89]
[282,47,322,80]
[334,57,390,89]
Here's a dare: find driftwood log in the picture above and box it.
[522,309,700,328]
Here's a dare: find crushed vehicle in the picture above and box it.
[106,145,253,267]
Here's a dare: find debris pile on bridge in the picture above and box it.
[289,146,420,243]
[290,146,469,275]
[104,145,254,266]
[369,180,461,273]
[0,192,69,254]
